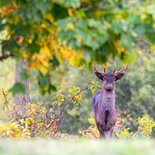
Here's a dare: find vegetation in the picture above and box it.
[1,62,155,139]
[1,0,155,93]
[0,0,155,154]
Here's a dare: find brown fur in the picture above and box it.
[92,66,127,138]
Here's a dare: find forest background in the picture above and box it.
[1,0,155,154]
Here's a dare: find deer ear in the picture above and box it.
[115,73,124,81]
[95,72,104,81]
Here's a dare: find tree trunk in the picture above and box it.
[14,60,30,114]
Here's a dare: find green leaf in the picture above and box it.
[76,19,87,29]
[28,40,40,53]
[30,69,39,76]
[52,3,69,20]
[9,82,26,95]
[123,51,137,63]
[0,0,10,6]
[96,32,109,45]
[112,21,127,34]
[134,24,146,35]
[49,84,57,92]
[39,76,49,88]
[88,19,97,27]
[57,19,67,30]
[51,56,60,66]
[58,30,76,42]
[83,50,91,63]
[35,1,50,15]
[20,69,29,81]
[68,38,81,49]
[76,10,86,18]
[120,34,134,48]
[65,0,80,8]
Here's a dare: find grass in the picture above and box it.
[0,138,155,155]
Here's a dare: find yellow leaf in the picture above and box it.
[40,46,51,59]
[40,66,48,75]
[88,117,96,125]
[150,45,155,52]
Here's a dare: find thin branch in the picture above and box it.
[82,5,98,11]
[0,53,14,61]
[0,37,20,61]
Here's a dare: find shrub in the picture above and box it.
[0,87,83,139]
[79,114,155,139]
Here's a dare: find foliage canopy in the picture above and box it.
[1,0,155,93]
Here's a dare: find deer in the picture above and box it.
[92,64,127,138]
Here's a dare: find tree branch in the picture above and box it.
[0,53,14,61]
[0,37,20,61]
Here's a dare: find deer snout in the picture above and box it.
[105,83,114,91]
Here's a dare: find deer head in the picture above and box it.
[94,64,128,91]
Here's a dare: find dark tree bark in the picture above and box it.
[14,60,30,114]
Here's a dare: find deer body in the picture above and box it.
[92,88,117,138]
[92,65,127,138]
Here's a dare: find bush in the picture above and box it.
[0,87,83,138]
[79,114,155,139]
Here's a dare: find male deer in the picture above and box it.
[92,65,127,138]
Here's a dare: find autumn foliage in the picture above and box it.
[1,80,155,139]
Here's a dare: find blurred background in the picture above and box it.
[0,0,155,139]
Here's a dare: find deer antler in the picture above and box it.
[114,64,128,75]
[93,65,102,73]
[93,65,106,73]
[103,64,107,73]
[103,67,106,73]
[113,62,117,74]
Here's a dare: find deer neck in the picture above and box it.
[100,86,115,109]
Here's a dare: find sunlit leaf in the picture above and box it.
[9,82,26,95]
